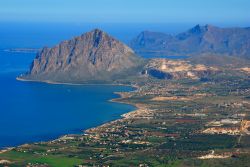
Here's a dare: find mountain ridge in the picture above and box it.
[131,24,250,59]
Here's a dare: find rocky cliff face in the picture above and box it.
[21,29,144,83]
[131,25,250,59]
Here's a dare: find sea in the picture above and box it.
[0,22,189,149]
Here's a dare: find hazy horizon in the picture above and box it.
[0,22,249,50]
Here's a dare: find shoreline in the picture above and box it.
[85,91,150,134]
[0,78,140,152]
[16,76,139,89]
[85,90,141,133]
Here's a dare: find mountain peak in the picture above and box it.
[189,24,202,33]
[91,28,103,33]
[22,29,143,83]
[89,28,107,37]
[188,24,218,34]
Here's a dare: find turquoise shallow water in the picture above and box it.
[0,50,135,149]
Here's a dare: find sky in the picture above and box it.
[0,0,249,26]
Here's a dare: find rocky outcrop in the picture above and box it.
[142,59,219,80]
[21,29,145,83]
[131,25,250,59]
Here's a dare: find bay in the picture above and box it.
[0,22,187,149]
[0,50,135,149]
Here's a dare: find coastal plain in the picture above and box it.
[1,56,250,167]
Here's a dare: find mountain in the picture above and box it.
[20,29,145,83]
[131,24,250,59]
[130,31,174,51]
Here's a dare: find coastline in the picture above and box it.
[0,78,140,152]
[85,90,142,133]
[16,76,139,88]
[85,90,150,134]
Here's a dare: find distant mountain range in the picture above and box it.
[130,24,250,59]
[20,29,144,83]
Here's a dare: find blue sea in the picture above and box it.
[0,22,189,149]
[0,49,137,149]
